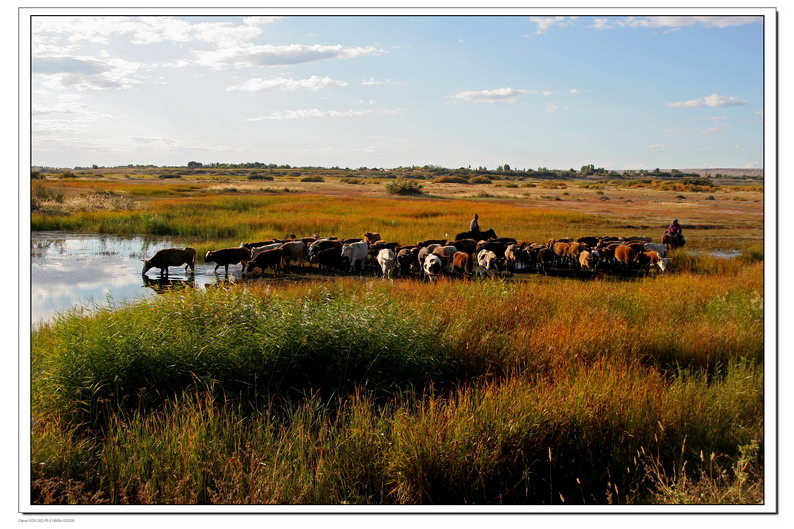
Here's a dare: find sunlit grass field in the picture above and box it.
[29,171,766,506]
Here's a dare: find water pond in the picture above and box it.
[30,232,246,327]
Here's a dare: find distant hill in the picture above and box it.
[680,168,763,178]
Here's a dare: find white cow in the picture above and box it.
[423,254,443,282]
[432,245,458,273]
[477,250,498,278]
[250,242,282,259]
[377,248,397,278]
[644,242,668,258]
[341,241,369,272]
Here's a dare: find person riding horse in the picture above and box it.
[665,219,684,247]
[470,214,480,233]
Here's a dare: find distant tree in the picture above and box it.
[187,161,203,168]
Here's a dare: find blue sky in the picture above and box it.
[30,12,767,170]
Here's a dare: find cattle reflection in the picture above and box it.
[142,274,196,294]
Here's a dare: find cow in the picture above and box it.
[638,251,669,273]
[341,241,369,272]
[644,242,668,258]
[621,236,652,243]
[280,240,308,268]
[454,228,496,242]
[505,244,531,272]
[142,248,196,277]
[432,245,458,272]
[397,247,418,276]
[564,242,589,267]
[341,238,364,245]
[307,239,342,262]
[245,248,282,275]
[477,249,499,278]
[204,247,251,275]
[250,242,282,259]
[614,245,639,267]
[578,249,600,271]
[417,238,448,248]
[452,251,473,278]
[364,232,381,245]
[377,248,397,278]
[476,240,508,259]
[450,238,478,255]
[240,240,277,249]
[423,254,443,281]
[315,247,344,271]
[550,240,571,267]
[576,236,600,247]
[535,247,555,275]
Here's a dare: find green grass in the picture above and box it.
[31,263,765,504]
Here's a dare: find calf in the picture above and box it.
[364,232,381,245]
[142,247,196,276]
[204,247,251,275]
[245,248,282,275]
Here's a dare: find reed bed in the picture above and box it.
[32,193,612,245]
[31,261,764,505]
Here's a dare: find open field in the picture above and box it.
[29,168,766,506]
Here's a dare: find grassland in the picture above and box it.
[29,167,766,506]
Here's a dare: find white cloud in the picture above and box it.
[541,90,555,96]
[529,16,577,34]
[667,93,746,108]
[646,144,667,151]
[33,16,283,49]
[243,16,284,26]
[226,76,349,92]
[545,102,561,113]
[591,16,761,31]
[362,77,401,86]
[195,44,384,69]
[34,55,143,90]
[246,108,403,121]
[450,87,527,103]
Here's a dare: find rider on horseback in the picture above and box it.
[665,219,684,247]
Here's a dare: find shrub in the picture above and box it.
[469,176,492,184]
[300,176,325,183]
[340,177,364,185]
[247,175,274,181]
[59,171,76,179]
[432,176,470,184]
[158,174,182,179]
[385,180,424,196]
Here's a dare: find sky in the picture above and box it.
[28,11,768,171]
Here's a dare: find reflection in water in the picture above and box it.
[30,232,243,327]
[142,274,197,294]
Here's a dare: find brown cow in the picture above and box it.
[452,251,473,278]
[364,232,381,245]
[204,247,251,275]
[245,248,283,275]
[450,238,478,254]
[142,248,196,276]
[614,245,639,266]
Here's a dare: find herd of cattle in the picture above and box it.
[141,228,685,281]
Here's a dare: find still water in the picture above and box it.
[30,232,243,327]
